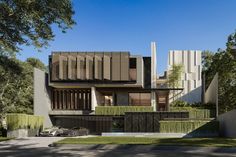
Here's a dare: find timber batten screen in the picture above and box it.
[51,89,91,110]
[50,52,131,82]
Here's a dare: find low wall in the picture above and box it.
[124,112,189,132]
[51,115,113,134]
[159,120,219,137]
[218,109,236,137]
[6,114,44,138]
[7,129,40,138]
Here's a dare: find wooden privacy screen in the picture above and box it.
[124,112,189,132]
[51,89,91,110]
[50,52,130,81]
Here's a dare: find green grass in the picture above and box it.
[0,137,12,142]
[55,137,236,147]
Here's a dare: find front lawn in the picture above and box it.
[0,137,12,142]
[55,137,236,147]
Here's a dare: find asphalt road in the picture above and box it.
[0,137,236,157]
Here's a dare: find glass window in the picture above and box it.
[129,93,151,106]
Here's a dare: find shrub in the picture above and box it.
[170,100,190,107]
[95,106,153,115]
[170,107,215,118]
[159,120,219,134]
[7,114,44,131]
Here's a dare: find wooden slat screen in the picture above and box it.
[51,89,91,110]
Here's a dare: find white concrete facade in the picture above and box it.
[167,50,202,103]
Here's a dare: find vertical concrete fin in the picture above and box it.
[151,42,157,111]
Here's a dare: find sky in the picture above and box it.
[17,0,236,75]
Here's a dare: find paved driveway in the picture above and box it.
[1,137,236,157]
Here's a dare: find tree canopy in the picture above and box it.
[167,64,183,88]
[0,0,75,56]
[0,56,46,115]
[203,30,236,114]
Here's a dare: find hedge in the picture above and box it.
[95,106,154,115]
[7,114,44,131]
[170,107,215,119]
[159,120,219,134]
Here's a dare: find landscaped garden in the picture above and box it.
[54,137,236,147]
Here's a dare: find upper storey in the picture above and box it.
[48,52,149,88]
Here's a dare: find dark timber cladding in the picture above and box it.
[52,116,113,134]
[51,89,91,110]
[124,112,189,132]
[50,52,130,81]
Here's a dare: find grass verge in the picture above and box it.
[0,137,12,142]
[54,137,236,147]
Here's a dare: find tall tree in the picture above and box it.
[203,30,236,114]
[0,0,75,56]
[167,64,183,101]
[0,56,46,115]
[26,58,46,71]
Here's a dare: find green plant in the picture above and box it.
[170,107,215,118]
[95,106,153,116]
[6,114,44,131]
[170,100,190,107]
[159,120,219,134]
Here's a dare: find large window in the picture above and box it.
[129,93,151,106]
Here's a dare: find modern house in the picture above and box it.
[34,42,203,130]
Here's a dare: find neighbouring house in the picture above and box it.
[34,42,208,135]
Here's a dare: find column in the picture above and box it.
[91,87,97,111]
[151,42,157,111]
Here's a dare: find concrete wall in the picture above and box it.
[167,50,202,103]
[204,73,218,104]
[136,56,144,87]
[34,68,52,128]
[7,129,40,138]
[218,109,236,137]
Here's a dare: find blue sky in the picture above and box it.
[17,0,236,75]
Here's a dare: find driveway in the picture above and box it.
[1,137,236,157]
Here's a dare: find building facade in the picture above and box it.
[34,43,202,128]
[167,50,202,103]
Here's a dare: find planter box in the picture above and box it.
[7,129,40,138]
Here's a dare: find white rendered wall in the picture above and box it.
[167,50,202,103]
[151,42,157,111]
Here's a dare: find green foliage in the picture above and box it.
[95,106,154,115]
[0,0,75,55]
[170,100,215,109]
[203,30,236,114]
[170,107,215,118]
[159,120,219,134]
[26,58,46,71]
[6,114,43,131]
[202,50,214,73]
[0,137,12,142]
[170,100,189,107]
[0,56,46,115]
[167,64,183,88]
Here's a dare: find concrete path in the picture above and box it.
[1,137,236,157]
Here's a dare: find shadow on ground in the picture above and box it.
[1,140,236,157]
